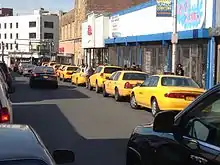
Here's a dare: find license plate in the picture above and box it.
[185,96,195,101]
[43,76,48,79]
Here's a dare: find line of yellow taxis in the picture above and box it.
[44,62,206,116]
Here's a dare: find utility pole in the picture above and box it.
[1,42,4,62]
[171,0,178,73]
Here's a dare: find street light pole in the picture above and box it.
[171,0,178,73]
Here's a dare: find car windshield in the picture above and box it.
[67,67,78,71]
[34,67,54,74]
[161,77,200,88]
[104,67,122,74]
[123,73,148,80]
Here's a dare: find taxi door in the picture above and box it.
[135,78,150,105]
[141,76,160,107]
[105,72,117,94]
[90,67,103,87]
[109,72,121,94]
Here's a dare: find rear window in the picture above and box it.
[95,67,103,73]
[34,67,54,73]
[67,67,78,71]
[123,73,148,80]
[104,67,122,74]
[55,65,61,69]
[161,77,199,88]
[50,62,56,66]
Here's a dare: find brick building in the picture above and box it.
[58,0,148,65]
[0,8,13,17]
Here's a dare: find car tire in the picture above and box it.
[114,88,121,101]
[95,82,100,93]
[103,86,108,97]
[76,78,79,86]
[151,98,160,117]
[130,94,139,109]
[88,81,93,90]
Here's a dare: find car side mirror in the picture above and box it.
[153,111,177,133]
[8,86,15,94]
[52,150,75,164]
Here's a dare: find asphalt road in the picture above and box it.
[11,75,153,165]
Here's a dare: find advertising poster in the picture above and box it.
[111,15,121,38]
[156,0,172,17]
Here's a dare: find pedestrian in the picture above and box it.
[84,64,93,88]
[136,65,142,71]
[175,64,184,76]
[124,64,128,70]
[131,62,136,70]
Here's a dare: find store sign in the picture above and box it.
[111,15,121,37]
[59,47,64,53]
[87,25,92,35]
[156,0,172,17]
[177,0,206,30]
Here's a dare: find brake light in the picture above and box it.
[164,93,185,99]
[100,73,104,77]
[32,73,40,77]
[124,82,133,89]
[0,107,10,123]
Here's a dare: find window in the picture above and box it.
[183,92,220,147]
[4,33,6,39]
[44,33,53,39]
[16,33,19,39]
[67,67,78,71]
[0,24,1,29]
[113,72,121,81]
[109,72,117,80]
[10,23,12,28]
[16,22,18,28]
[161,77,199,88]
[34,67,54,73]
[29,21,36,27]
[29,33,36,39]
[0,34,1,39]
[104,67,122,74]
[95,67,103,73]
[141,78,151,87]
[148,76,159,87]
[10,33,12,39]
[10,44,12,50]
[4,23,6,29]
[44,21,54,28]
[123,73,148,80]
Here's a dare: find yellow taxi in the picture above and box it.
[130,74,205,116]
[88,65,122,93]
[48,61,56,67]
[103,70,149,101]
[56,65,67,77]
[60,66,78,82]
[53,64,61,71]
[71,67,86,85]
[41,62,48,66]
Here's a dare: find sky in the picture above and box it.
[1,0,74,14]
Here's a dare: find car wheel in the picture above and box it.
[95,82,100,93]
[151,98,160,117]
[114,88,121,101]
[130,94,139,109]
[103,86,108,97]
[88,81,93,90]
[76,78,79,86]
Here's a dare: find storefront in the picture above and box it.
[58,42,74,65]
[82,12,110,67]
[105,0,215,89]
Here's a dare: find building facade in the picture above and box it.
[0,8,59,65]
[104,0,214,89]
[59,0,149,65]
[82,12,110,67]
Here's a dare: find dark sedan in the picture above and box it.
[29,66,58,89]
[0,124,75,165]
[126,83,220,165]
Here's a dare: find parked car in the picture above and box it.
[0,62,15,93]
[29,66,58,89]
[0,124,75,164]
[88,65,122,93]
[59,66,78,82]
[103,70,149,101]
[126,83,220,165]
[71,67,86,85]
[18,62,31,74]
[130,75,205,116]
